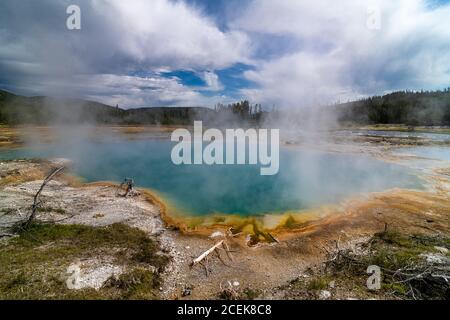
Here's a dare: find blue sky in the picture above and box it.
[159,63,257,98]
[0,0,449,108]
[426,0,450,8]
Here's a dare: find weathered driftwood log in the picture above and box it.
[190,239,235,276]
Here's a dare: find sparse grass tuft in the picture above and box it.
[242,288,261,300]
[37,207,67,214]
[307,277,329,291]
[326,230,450,300]
[104,268,160,299]
[0,223,169,299]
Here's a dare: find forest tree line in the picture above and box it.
[1,89,449,126]
[335,89,450,126]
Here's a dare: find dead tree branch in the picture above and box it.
[116,178,140,197]
[323,236,450,299]
[0,233,15,238]
[22,166,65,229]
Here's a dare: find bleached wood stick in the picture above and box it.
[191,240,224,266]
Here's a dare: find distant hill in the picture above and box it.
[335,90,450,126]
[0,90,215,125]
[1,89,449,126]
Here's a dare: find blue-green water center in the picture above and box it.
[0,137,424,216]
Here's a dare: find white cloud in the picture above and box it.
[30,73,233,108]
[201,71,223,91]
[1,0,450,108]
[0,0,250,105]
[90,0,250,70]
[232,0,450,108]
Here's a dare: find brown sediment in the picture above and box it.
[83,179,336,241]
[0,125,189,150]
[2,124,448,152]
[0,125,24,149]
[133,181,449,246]
[278,189,449,239]
[141,188,329,238]
[112,125,192,135]
[353,124,450,134]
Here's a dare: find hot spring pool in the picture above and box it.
[0,138,424,216]
[396,146,450,162]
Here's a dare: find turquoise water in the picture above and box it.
[394,146,450,171]
[396,147,450,162]
[0,138,424,216]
